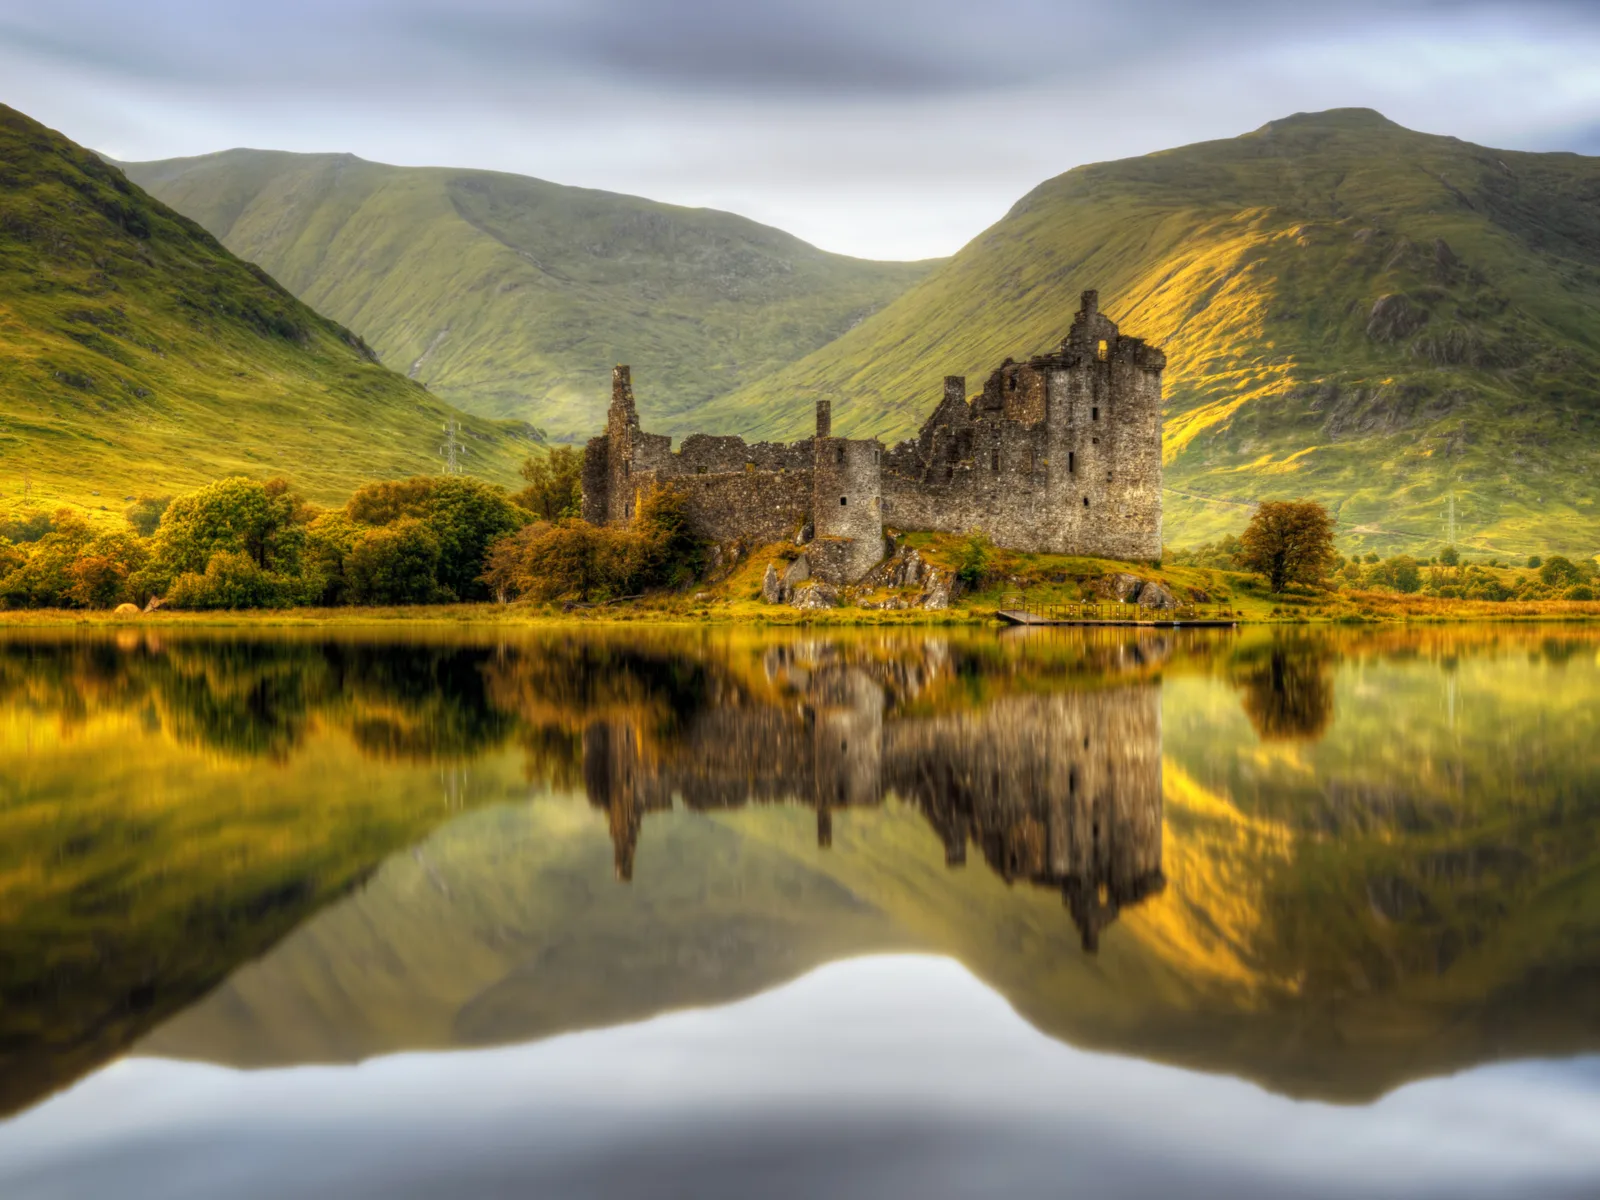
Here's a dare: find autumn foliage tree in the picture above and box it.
[514,447,584,521]
[1237,500,1338,593]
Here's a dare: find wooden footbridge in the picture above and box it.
[995,593,1238,628]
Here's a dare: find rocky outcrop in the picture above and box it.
[789,581,840,610]
[1094,573,1177,610]
[1366,293,1429,343]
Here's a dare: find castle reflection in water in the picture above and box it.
[582,640,1166,951]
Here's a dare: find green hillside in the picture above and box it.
[120,149,935,440]
[0,105,533,517]
[696,109,1600,557]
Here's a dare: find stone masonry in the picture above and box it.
[582,290,1165,582]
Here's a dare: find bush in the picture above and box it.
[346,519,445,605]
[1439,545,1460,567]
[956,531,993,589]
[165,551,285,610]
[1527,555,1543,569]
[1565,584,1595,602]
[483,484,703,602]
[483,519,623,602]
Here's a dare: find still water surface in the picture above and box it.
[1,625,1599,1197]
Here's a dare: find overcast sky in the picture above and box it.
[2,0,1598,259]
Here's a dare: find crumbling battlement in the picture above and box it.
[582,290,1165,580]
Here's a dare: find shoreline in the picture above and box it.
[1,602,1598,629]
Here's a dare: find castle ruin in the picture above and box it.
[582,290,1165,581]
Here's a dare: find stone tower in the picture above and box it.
[810,399,885,583]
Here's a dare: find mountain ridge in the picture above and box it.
[119,148,937,439]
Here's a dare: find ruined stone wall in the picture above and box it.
[879,293,1164,560]
[583,290,1163,567]
[634,466,812,546]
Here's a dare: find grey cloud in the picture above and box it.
[5,0,1600,100]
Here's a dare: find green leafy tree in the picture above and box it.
[1439,545,1460,567]
[124,494,172,538]
[301,511,362,605]
[0,511,56,544]
[165,551,284,610]
[1237,500,1338,594]
[345,476,524,601]
[514,446,584,520]
[1527,555,1543,569]
[346,519,444,605]
[1540,556,1583,588]
[152,477,308,586]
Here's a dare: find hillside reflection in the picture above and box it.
[3,624,1600,1118]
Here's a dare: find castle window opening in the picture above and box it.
[1068,451,1076,474]
[873,448,880,464]
[840,496,848,506]
[991,448,1000,471]
[1092,406,1099,421]
[1083,496,1089,508]
[1097,339,1108,361]
[836,446,846,464]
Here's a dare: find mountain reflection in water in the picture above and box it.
[2,624,1599,1138]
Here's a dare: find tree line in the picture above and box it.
[0,446,703,611]
[1173,500,1597,602]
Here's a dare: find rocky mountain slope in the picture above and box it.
[120,149,934,441]
[695,110,1600,555]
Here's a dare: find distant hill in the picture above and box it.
[120,149,935,441]
[0,105,532,515]
[696,110,1600,556]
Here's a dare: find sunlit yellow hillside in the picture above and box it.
[698,110,1600,557]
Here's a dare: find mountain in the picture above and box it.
[119,149,936,440]
[693,109,1600,557]
[0,105,533,515]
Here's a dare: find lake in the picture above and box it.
[1,623,1598,1198]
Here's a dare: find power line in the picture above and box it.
[439,419,465,475]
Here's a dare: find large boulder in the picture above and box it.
[1137,580,1179,610]
[783,555,811,589]
[789,581,840,611]
[761,563,784,604]
[918,567,957,610]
